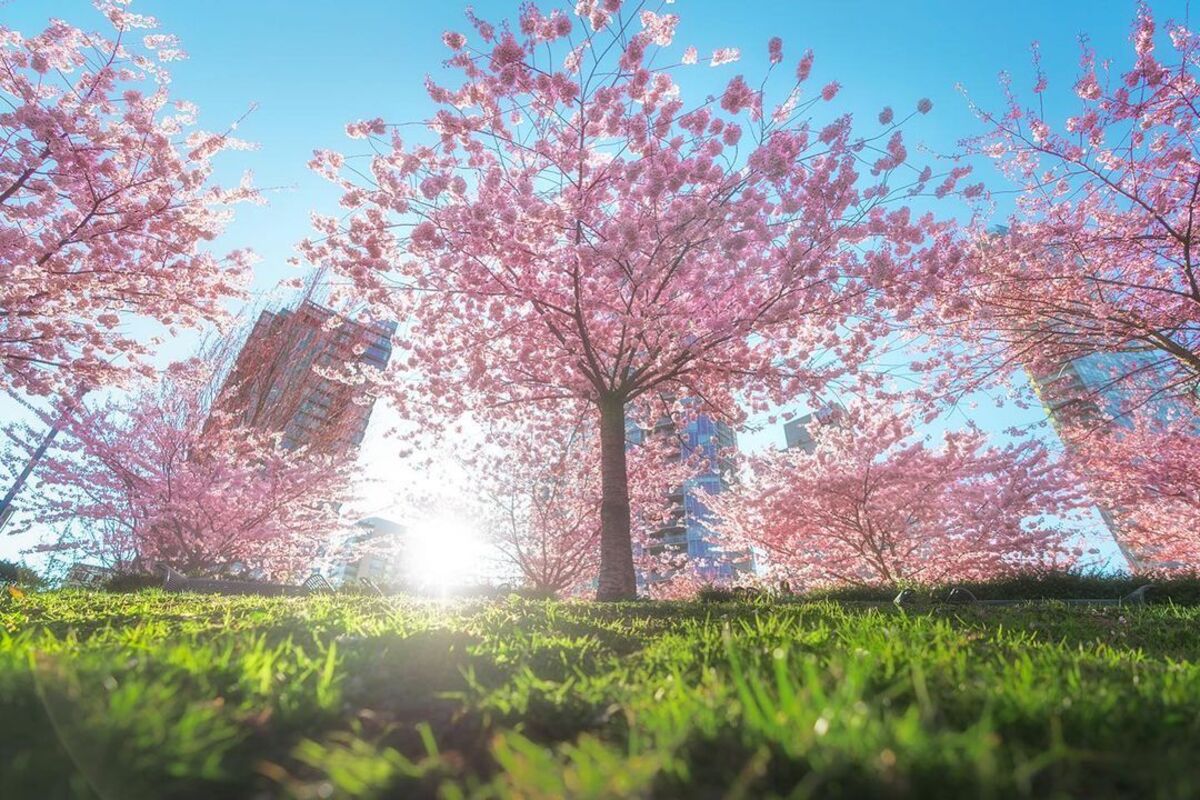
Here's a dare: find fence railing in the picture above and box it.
[162,567,334,597]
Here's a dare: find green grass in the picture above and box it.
[792,571,1200,604]
[3,590,1200,799]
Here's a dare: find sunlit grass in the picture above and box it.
[3,590,1200,798]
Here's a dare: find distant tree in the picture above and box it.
[16,337,361,579]
[0,1,258,399]
[0,556,47,588]
[469,405,685,598]
[945,6,1200,413]
[476,416,601,598]
[715,401,1082,587]
[304,0,953,598]
[0,559,45,588]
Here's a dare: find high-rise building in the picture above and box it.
[783,403,846,452]
[215,300,396,454]
[327,516,406,589]
[635,411,753,583]
[1028,350,1194,570]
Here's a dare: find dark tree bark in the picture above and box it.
[595,395,636,600]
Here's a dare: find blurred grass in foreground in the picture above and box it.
[3,587,1200,799]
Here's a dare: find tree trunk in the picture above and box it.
[596,395,637,600]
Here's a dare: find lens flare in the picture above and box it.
[405,513,486,593]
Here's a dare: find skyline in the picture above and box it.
[2,0,1179,569]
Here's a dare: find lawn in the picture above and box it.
[3,590,1200,799]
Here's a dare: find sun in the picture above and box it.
[405,513,488,593]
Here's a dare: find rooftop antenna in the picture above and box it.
[298,263,329,307]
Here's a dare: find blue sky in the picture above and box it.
[4,0,1187,567]
[4,0,1186,303]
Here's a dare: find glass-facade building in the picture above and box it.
[634,412,753,583]
[783,403,846,453]
[1030,350,1198,570]
[216,299,396,454]
[326,516,406,589]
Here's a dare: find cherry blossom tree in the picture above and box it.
[11,346,360,579]
[474,414,602,597]
[1,0,258,399]
[303,0,953,598]
[945,5,1200,413]
[715,401,1081,587]
[1066,403,1200,570]
[464,402,687,597]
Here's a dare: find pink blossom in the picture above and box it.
[142,33,185,62]
[916,97,933,114]
[820,81,841,101]
[796,49,814,82]
[1066,411,1200,569]
[19,351,363,580]
[710,47,740,66]
[720,75,756,114]
[0,7,257,398]
[419,174,450,199]
[714,399,1083,586]
[465,7,495,41]
[1134,7,1155,58]
[1074,73,1101,100]
[639,11,679,46]
[930,8,1200,519]
[681,45,698,64]
[768,36,783,65]
[442,30,466,50]
[345,118,387,139]
[564,43,589,73]
[554,12,573,38]
[490,33,525,70]
[878,106,894,125]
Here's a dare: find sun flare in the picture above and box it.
[404,513,487,593]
